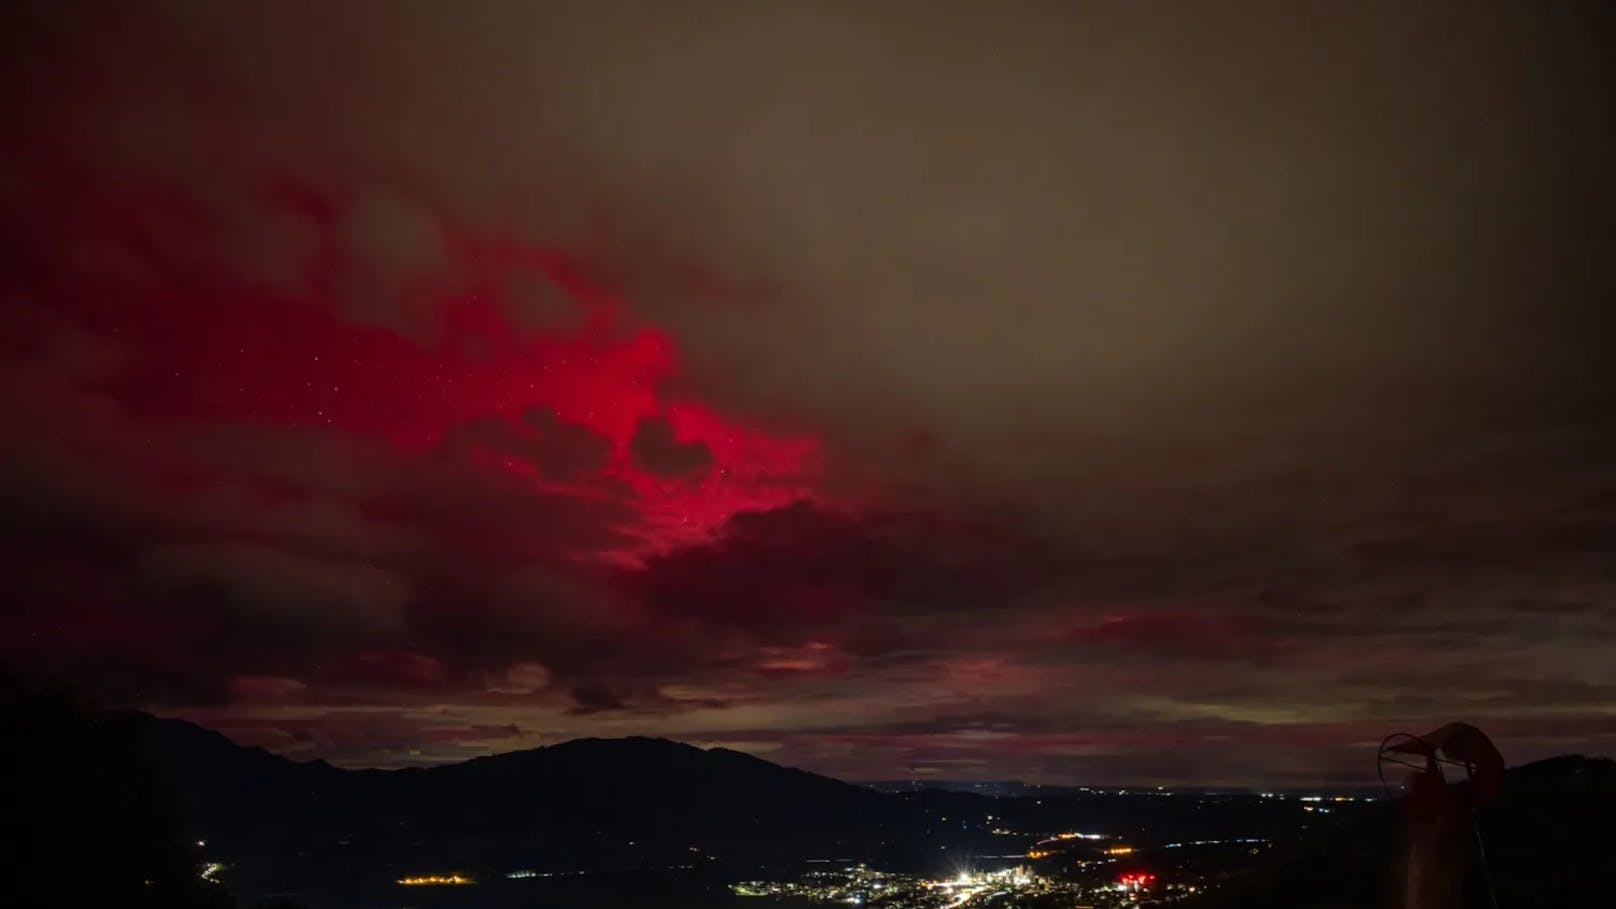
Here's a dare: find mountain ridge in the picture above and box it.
[149,717,819,780]
[137,713,915,873]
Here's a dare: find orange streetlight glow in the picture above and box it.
[397,874,475,886]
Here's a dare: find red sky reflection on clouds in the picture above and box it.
[3,155,865,759]
[22,174,824,563]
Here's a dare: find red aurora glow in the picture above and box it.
[12,175,822,561]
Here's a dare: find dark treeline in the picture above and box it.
[0,667,299,909]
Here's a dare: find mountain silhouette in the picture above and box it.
[142,717,915,873]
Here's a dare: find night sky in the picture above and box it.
[2,1,1613,786]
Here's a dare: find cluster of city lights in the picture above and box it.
[735,864,1089,907]
[729,860,1230,907]
[1043,831,1108,843]
[397,873,475,886]
[1026,833,1125,860]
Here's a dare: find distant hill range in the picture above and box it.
[136,714,1616,908]
[137,716,1367,881]
[144,717,912,871]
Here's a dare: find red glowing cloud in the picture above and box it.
[12,171,823,562]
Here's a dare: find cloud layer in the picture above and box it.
[2,0,1613,783]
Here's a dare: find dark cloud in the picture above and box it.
[567,682,628,715]
[140,542,410,638]
[519,409,615,478]
[625,501,1037,636]
[561,681,728,717]
[440,409,615,481]
[1064,613,1304,664]
[630,502,886,629]
[629,415,714,477]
